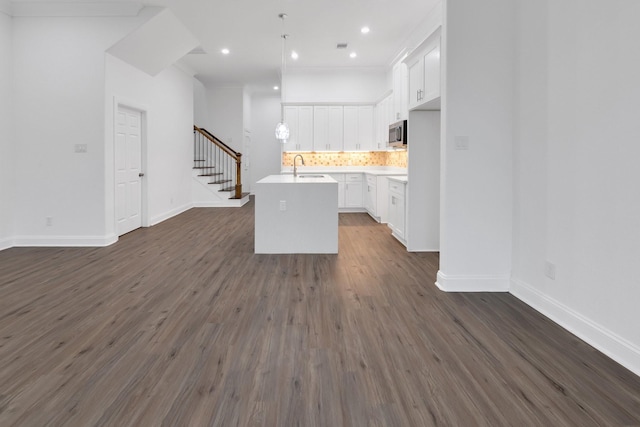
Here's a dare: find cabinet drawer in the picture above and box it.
[328,173,345,182]
[389,181,405,195]
[345,173,362,183]
[366,174,376,186]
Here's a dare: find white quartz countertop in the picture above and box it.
[280,166,407,176]
[388,176,408,184]
[256,174,337,184]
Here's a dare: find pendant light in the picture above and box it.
[275,13,290,142]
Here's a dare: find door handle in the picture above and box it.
[139,172,145,177]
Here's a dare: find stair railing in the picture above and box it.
[193,126,243,199]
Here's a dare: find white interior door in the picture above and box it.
[115,106,143,236]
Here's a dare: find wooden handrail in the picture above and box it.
[193,126,243,199]
[193,126,241,160]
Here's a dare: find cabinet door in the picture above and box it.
[297,106,314,151]
[388,193,398,233]
[345,182,363,208]
[393,62,408,121]
[313,106,329,151]
[375,98,387,150]
[395,193,406,239]
[283,106,299,149]
[357,106,374,151]
[343,106,358,151]
[407,57,425,110]
[328,106,344,151]
[423,41,441,102]
[365,180,377,216]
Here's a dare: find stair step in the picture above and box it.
[219,186,235,192]
[193,159,206,162]
[208,180,232,185]
[198,173,223,177]
[229,192,250,200]
[193,166,216,169]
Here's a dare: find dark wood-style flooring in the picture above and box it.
[1,199,639,426]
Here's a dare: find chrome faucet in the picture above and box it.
[293,154,305,177]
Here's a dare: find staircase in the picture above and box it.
[192,126,250,207]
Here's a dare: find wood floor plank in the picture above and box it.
[1,199,639,426]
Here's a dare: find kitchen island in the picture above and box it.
[254,174,338,254]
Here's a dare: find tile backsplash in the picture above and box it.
[282,150,407,168]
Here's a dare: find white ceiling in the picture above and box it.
[9,0,439,93]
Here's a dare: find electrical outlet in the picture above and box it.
[544,261,556,280]
[74,144,88,153]
[279,200,286,211]
[454,136,469,150]
[46,217,53,227]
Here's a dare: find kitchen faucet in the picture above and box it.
[293,154,305,177]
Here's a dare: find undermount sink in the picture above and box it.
[298,175,325,178]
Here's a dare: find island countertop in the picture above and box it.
[256,174,337,184]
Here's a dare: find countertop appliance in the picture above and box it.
[389,120,407,148]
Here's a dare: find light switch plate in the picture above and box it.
[454,136,469,150]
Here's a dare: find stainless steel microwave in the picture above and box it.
[389,120,407,148]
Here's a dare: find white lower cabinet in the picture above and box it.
[329,173,363,210]
[388,179,407,244]
[365,174,390,223]
[365,174,377,216]
[344,173,363,208]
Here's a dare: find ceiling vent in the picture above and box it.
[336,43,348,49]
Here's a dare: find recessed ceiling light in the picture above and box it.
[350,52,357,58]
[274,86,279,90]
[221,48,230,55]
[291,51,299,60]
[361,26,370,34]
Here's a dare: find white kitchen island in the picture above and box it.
[254,174,338,254]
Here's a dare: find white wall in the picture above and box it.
[11,14,147,246]
[207,86,244,152]
[284,68,387,104]
[437,0,515,291]
[0,11,13,248]
[511,0,640,376]
[105,55,194,231]
[250,94,283,187]
[193,77,210,129]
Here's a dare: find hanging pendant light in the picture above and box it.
[275,13,290,142]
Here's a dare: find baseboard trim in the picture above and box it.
[0,236,13,251]
[12,234,117,247]
[435,270,510,292]
[511,278,640,378]
[149,203,192,226]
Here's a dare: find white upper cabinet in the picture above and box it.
[392,61,408,121]
[313,106,329,150]
[297,106,314,151]
[343,106,374,151]
[405,28,441,111]
[423,43,441,102]
[343,106,358,151]
[357,106,374,151]
[328,106,344,148]
[314,106,344,151]
[284,104,375,152]
[284,105,313,151]
[375,94,392,149]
